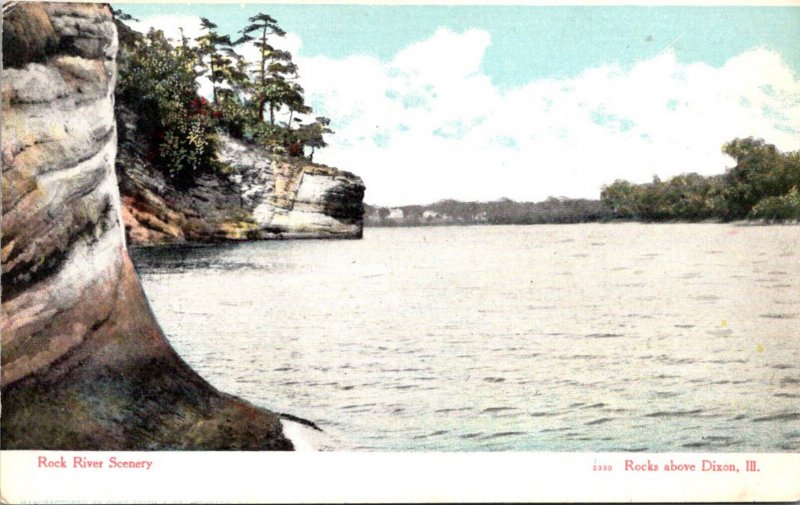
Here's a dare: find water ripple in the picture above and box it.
[483,406,517,414]
[480,431,526,440]
[645,409,704,418]
[585,333,624,339]
[753,412,800,423]
[133,225,800,452]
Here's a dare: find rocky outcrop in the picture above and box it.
[1,2,291,450]
[117,108,365,245]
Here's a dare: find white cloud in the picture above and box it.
[298,30,800,205]
[121,19,800,205]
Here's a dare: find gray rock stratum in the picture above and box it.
[1,2,292,450]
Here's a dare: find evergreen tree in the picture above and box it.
[196,17,237,104]
[237,14,307,126]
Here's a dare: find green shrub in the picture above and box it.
[117,28,218,187]
[116,11,335,173]
[748,188,800,221]
[215,91,255,139]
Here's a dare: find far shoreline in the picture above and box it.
[363,219,800,229]
[125,219,798,253]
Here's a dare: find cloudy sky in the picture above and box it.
[119,4,800,205]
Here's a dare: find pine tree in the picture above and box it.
[196,17,237,104]
[237,13,300,124]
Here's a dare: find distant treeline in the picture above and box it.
[365,198,611,227]
[366,138,800,227]
[601,138,800,222]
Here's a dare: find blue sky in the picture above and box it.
[119,4,800,205]
[121,5,800,85]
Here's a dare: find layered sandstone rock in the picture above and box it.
[219,136,365,239]
[1,2,291,450]
[117,112,366,245]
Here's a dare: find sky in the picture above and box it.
[118,4,800,205]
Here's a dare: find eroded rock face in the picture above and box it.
[1,2,291,450]
[117,110,365,245]
[219,136,366,239]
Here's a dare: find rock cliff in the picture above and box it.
[2,2,291,450]
[116,108,365,245]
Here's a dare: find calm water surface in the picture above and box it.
[131,224,800,451]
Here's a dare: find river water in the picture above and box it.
[130,223,800,451]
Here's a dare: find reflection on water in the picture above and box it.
[131,223,800,451]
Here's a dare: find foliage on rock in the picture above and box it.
[115,9,334,186]
[117,26,219,187]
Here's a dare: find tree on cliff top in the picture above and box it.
[296,116,333,161]
[116,9,334,168]
[237,13,292,124]
[196,17,241,105]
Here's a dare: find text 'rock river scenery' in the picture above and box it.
[1,2,799,453]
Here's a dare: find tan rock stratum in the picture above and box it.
[2,2,292,450]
